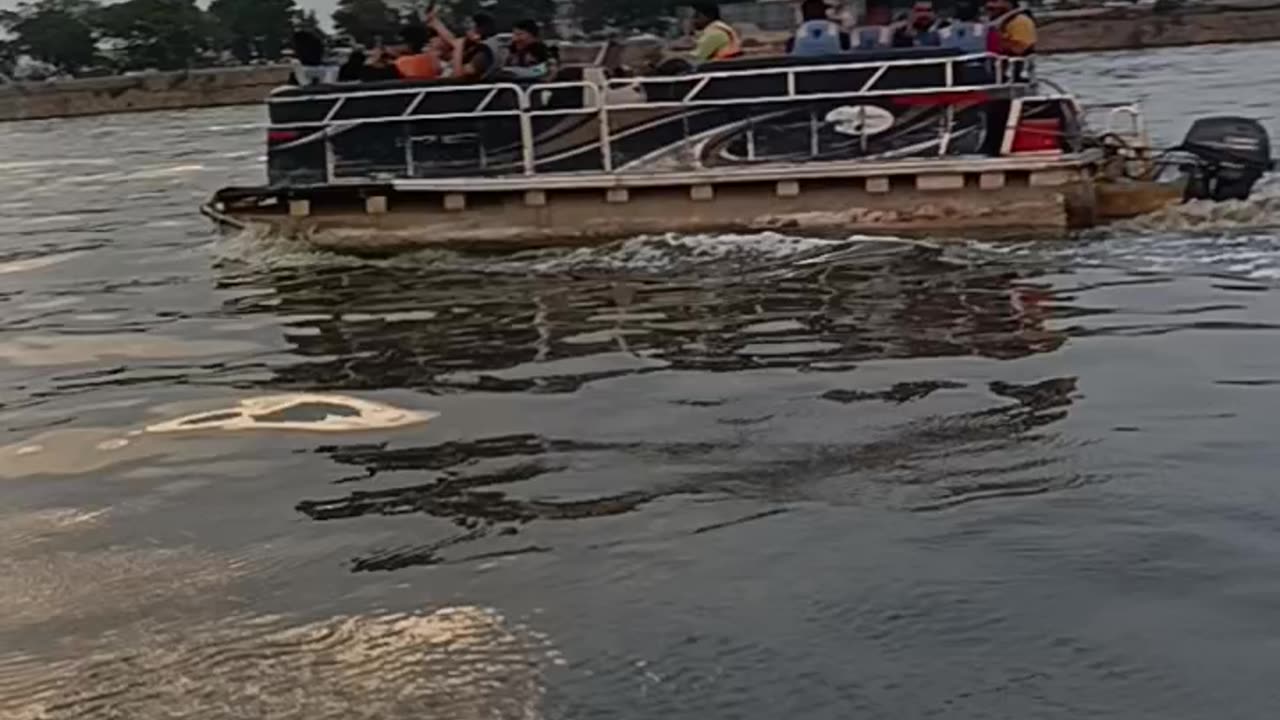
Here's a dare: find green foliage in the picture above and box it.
[332,0,401,47]
[294,10,326,38]
[574,0,680,34]
[0,0,99,72]
[209,0,298,63]
[96,0,214,70]
[442,0,559,32]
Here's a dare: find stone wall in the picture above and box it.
[1038,5,1280,53]
[0,65,291,122]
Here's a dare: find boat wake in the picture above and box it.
[958,177,1280,281]
[216,228,932,279]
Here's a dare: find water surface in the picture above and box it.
[4,43,1280,719]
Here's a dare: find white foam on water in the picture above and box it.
[214,226,370,271]
[0,396,435,479]
[499,232,852,275]
[145,394,439,434]
[220,223,927,273]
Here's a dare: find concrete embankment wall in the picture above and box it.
[0,65,290,122]
[3,7,1280,122]
[1038,6,1280,53]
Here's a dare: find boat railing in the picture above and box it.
[270,53,1035,183]
[598,54,1033,111]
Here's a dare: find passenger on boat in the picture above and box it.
[430,10,508,81]
[891,1,945,48]
[690,3,743,61]
[939,2,987,52]
[337,49,366,82]
[393,24,444,80]
[504,19,556,80]
[288,31,336,86]
[787,0,851,56]
[985,0,1036,56]
[855,24,893,50]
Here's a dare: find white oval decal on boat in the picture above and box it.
[825,105,896,136]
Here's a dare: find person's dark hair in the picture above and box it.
[472,12,497,37]
[691,2,721,20]
[400,24,429,53]
[291,30,325,66]
[338,48,366,82]
[513,19,541,37]
[800,0,828,21]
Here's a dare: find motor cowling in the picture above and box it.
[1178,117,1273,202]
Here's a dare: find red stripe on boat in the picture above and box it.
[892,91,991,107]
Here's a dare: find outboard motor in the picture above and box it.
[1177,117,1273,201]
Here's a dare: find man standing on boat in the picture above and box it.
[690,3,743,61]
[985,0,1037,55]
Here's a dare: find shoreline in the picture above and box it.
[4,6,1280,122]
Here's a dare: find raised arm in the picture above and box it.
[427,8,459,48]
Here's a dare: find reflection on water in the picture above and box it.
[0,607,549,720]
[0,333,260,367]
[0,507,549,720]
[0,506,245,636]
[218,239,1067,394]
[297,373,1081,572]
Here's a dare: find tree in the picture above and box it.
[0,0,100,73]
[96,0,214,70]
[332,0,399,47]
[573,0,678,35]
[294,10,325,39]
[444,0,558,32]
[208,0,297,63]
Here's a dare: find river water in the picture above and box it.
[3,43,1280,719]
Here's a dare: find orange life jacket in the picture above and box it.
[708,20,743,60]
[395,53,441,80]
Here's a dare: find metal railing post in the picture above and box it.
[518,87,535,176]
[599,96,614,173]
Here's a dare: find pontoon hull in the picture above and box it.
[204,154,1141,253]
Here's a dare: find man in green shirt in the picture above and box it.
[691,3,742,62]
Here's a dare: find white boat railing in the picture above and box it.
[270,53,1034,183]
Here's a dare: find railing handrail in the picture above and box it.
[281,53,1037,184]
[271,52,1026,109]
[272,56,1030,131]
